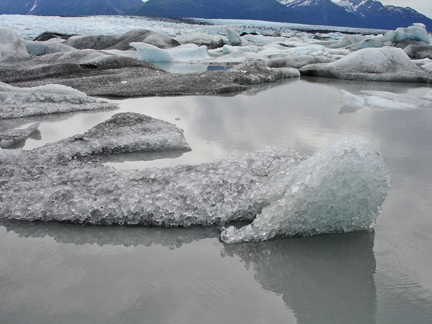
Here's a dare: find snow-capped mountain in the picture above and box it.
[281,0,432,30]
[0,0,142,16]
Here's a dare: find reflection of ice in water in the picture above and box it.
[224,231,377,324]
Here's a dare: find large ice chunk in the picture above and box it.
[394,24,430,44]
[0,29,33,62]
[221,136,391,243]
[226,28,242,46]
[300,47,432,82]
[40,112,191,158]
[0,82,118,119]
[1,132,390,244]
[130,43,211,63]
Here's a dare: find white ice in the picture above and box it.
[341,89,432,109]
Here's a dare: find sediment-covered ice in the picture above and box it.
[175,33,227,49]
[41,112,191,158]
[404,44,432,59]
[0,123,39,148]
[130,43,211,63]
[0,82,118,119]
[341,89,432,109]
[64,29,180,50]
[24,40,76,56]
[220,136,391,243]
[0,132,390,243]
[300,47,432,83]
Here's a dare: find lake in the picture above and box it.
[1,76,431,323]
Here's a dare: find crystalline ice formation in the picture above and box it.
[220,136,391,243]
[0,123,39,148]
[0,82,118,119]
[1,130,390,244]
[341,89,432,109]
[300,47,432,83]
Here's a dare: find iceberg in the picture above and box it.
[1,131,390,243]
[300,47,432,83]
[341,89,432,109]
[0,82,118,119]
[130,43,211,63]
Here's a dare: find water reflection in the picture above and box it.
[0,220,220,248]
[224,231,377,324]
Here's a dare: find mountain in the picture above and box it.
[0,0,142,16]
[126,0,367,27]
[277,0,364,28]
[332,0,432,30]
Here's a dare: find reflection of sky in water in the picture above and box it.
[0,77,431,323]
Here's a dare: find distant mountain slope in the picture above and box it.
[127,0,368,27]
[333,0,432,30]
[277,0,364,28]
[0,0,142,16]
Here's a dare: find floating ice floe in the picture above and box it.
[341,89,432,110]
[130,43,211,63]
[300,47,432,83]
[0,82,118,119]
[0,129,390,244]
[0,123,39,148]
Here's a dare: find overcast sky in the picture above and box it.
[375,1,432,19]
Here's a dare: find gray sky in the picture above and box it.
[378,1,432,19]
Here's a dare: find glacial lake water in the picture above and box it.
[1,76,431,323]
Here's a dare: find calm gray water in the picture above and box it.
[1,76,431,323]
